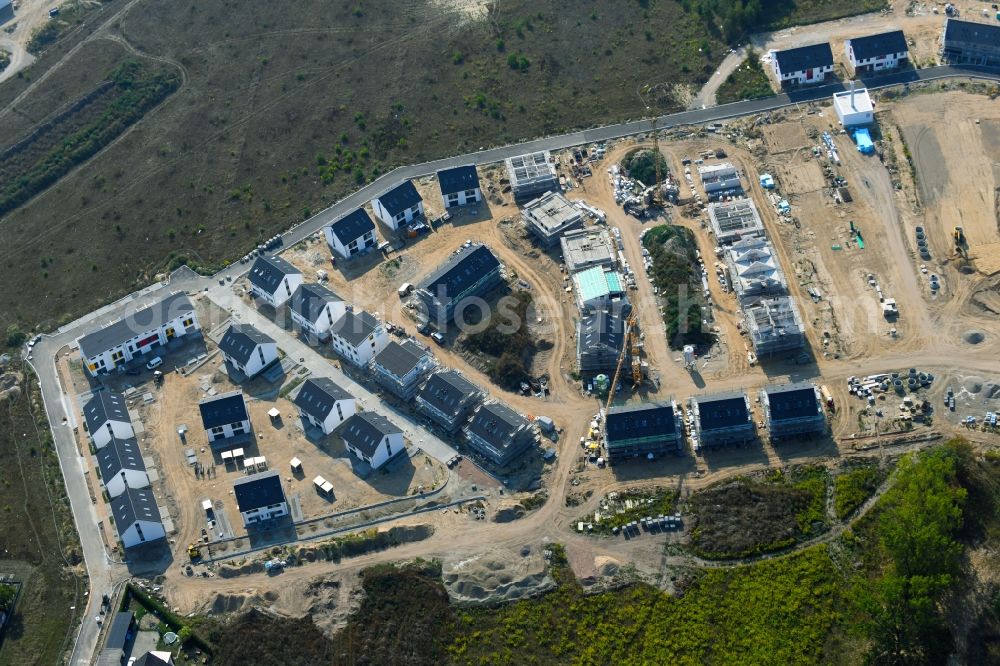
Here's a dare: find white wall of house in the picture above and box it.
[83,311,200,376]
[324,227,378,260]
[300,398,357,435]
[206,418,251,443]
[291,301,346,340]
[371,199,424,230]
[331,327,389,368]
[441,187,482,209]
[240,501,289,526]
[91,420,135,449]
[105,469,150,498]
[346,431,404,470]
[250,273,302,309]
[773,62,833,85]
[119,520,166,549]
[224,341,279,379]
[846,47,907,72]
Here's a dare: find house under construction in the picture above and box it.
[506,150,558,201]
[707,199,764,245]
[743,296,805,357]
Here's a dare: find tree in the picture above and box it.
[0,583,15,613]
[178,625,192,644]
[5,324,26,348]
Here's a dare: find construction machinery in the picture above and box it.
[187,543,202,561]
[651,116,664,208]
[604,312,641,414]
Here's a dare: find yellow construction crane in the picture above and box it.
[651,116,664,208]
[604,312,640,414]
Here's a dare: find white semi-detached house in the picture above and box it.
[330,309,389,368]
[77,292,199,377]
[289,283,346,342]
[199,390,251,443]
[96,435,149,498]
[845,30,908,74]
[218,323,278,379]
[247,255,303,309]
[83,390,134,449]
[233,470,288,526]
[292,377,356,435]
[340,411,405,470]
[325,208,378,260]
[371,180,424,230]
[436,165,482,209]
[109,487,166,549]
[371,338,436,401]
[771,42,834,87]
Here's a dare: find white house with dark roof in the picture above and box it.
[289,283,345,342]
[96,436,149,498]
[760,382,825,441]
[233,470,288,526]
[771,42,834,87]
[325,208,378,259]
[83,391,134,449]
[218,323,278,379]
[293,377,356,435]
[371,181,424,230]
[330,309,389,367]
[340,411,405,470]
[77,292,198,376]
[415,243,503,326]
[371,338,436,401]
[845,30,908,73]
[109,486,165,548]
[463,401,536,467]
[414,369,485,434]
[247,255,302,308]
[941,18,1000,67]
[199,391,251,443]
[437,165,482,209]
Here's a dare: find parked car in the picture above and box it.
[145,356,163,370]
[431,332,446,345]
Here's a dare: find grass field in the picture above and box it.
[716,52,772,104]
[0,360,84,666]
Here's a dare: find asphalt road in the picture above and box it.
[23,63,1000,665]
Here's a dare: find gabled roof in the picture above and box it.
[437,165,480,195]
[328,208,375,245]
[105,611,135,651]
[96,436,146,480]
[694,391,750,430]
[218,323,274,366]
[109,486,161,527]
[199,391,249,429]
[373,339,431,378]
[293,377,353,421]
[764,383,820,421]
[341,411,402,456]
[77,292,194,358]
[375,181,422,217]
[466,402,529,448]
[774,42,834,74]
[133,651,174,666]
[578,306,627,359]
[247,255,300,295]
[416,370,484,418]
[606,403,678,441]
[289,283,342,324]
[848,30,907,61]
[331,310,381,347]
[233,470,285,512]
[417,243,500,305]
[944,17,1000,47]
[83,390,130,434]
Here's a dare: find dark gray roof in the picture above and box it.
[437,165,480,195]
[944,18,1000,46]
[77,292,194,358]
[109,486,161,528]
[105,611,135,651]
[774,42,833,74]
[694,391,750,430]
[373,339,430,378]
[233,470,286,512]
[248,255,299,294]
[96,436,146,481]
[83,391,130,434]
[328,208,375,244]
[218,323,274,366]
[606,402,677,441]
[848,30,907,61]
[289,283,342,323]
[293,377,353,421]
[417,243,500,304]
[341,411,401,457]
[133,652,172,666]
[416,370,484,418]
[199,391,249,429]
[764,383,820,421]
[331,310,381,346]
[578,306,626,358]
[375,181,422,217]
[466,402,529,448]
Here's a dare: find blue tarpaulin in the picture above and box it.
[854,128,874,154]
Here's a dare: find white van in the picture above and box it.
[145,356,163,370]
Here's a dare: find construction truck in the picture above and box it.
[187,544,202,561]
[954,226,965,244]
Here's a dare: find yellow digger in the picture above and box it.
[187,543,202,561]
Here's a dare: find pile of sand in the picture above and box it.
[442,547,555,606]
[209,592,264,614]
[964,376,985,394]
[491,505,526,523]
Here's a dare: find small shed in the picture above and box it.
[290,457,302,473]
[201,499,213,514]
[267,407,281,423]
